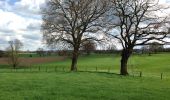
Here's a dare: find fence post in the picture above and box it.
[139,71,142,77]
[55,66,57,72]
[108,67,110,73]
[96,67,98,72]
[161,73,163,80]
[30,66,32,72]
[39,66,41,72]
[46,67,47,72]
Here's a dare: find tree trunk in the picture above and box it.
[71,49,79,71]
[120,49,132,75]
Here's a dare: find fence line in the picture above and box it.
[0,66,168,80]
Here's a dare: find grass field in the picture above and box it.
[0,53,170,100]
[0,72,170,100]
[34,53,170,77]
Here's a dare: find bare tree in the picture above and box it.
[6,39,23,69]
[108,0,170,75]
[0,50,5,58]
[41,0,110,71]
[36,48,45,57]
[82,40,96,55]
[106,42,117,51]
[148,42,164,54]
[141,45,150,55]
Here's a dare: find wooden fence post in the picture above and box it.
[139,71,142,77]
[55,66,57,72]
[108,67,110,73]
[39,66,41,72]
[161,73,163,80]
[30,66,32,72]
[46,67,47,72]
[63,67,65,72]
[96,67,98,72]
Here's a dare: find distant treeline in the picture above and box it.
[0,48,170,57]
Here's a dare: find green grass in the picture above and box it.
[1,53,170,77]
[0,53,170,100]
[18,53,58,58]
[18,53,39,57]
[33,54,118,71]
[0,72,170,100]
[33,53,170,77]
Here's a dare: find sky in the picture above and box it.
[0,0,170,51]
[0,0,45,51]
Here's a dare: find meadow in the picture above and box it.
[0,53,170,100]
[34,53,170,77]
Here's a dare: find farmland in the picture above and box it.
[2,0,170,99]
[1,53,169,77]
[0,53,170,100]
[0,56,66,65]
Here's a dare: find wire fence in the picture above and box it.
[0,66,168,80]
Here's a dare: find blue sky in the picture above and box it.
[0,0,170,51]
[8,0,20,5]
[0,0,45,50]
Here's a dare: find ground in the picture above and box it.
[0,56,66,65]
[0,72,169,100]
[0,53,170,100]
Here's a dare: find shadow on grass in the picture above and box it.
[0,67,141,79]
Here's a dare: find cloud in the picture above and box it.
[22,34,40,41]
[26,21,41,31]
[0,0,45,51]
[0,0,170,51]
[0,28,14,33]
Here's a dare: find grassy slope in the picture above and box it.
[35,53,170,76]
[0,72,170,100]
[0,53,170,100]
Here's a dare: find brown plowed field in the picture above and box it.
[0,57,66,65]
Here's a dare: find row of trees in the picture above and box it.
[36,40,96,56]
[41,0,170,75]
[1,40,169,69]
[141,42,164,55]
